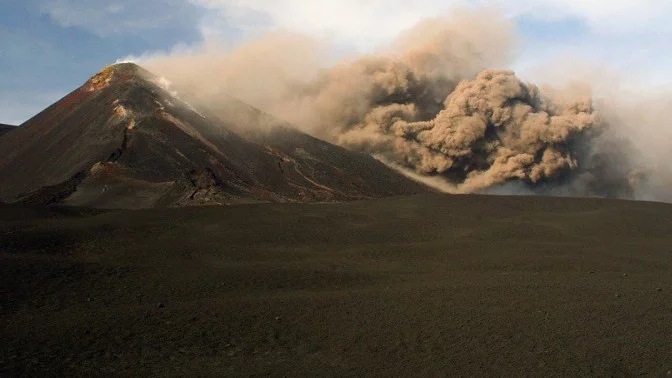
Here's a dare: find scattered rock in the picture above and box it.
[656,288,663,292]
[614,293,621,298]
[158,302,165,309]
[622,273,628,277]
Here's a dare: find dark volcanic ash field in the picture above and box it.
[2,194,672,376]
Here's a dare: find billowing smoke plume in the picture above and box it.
[330,69,604,193]
[141,8,670,201]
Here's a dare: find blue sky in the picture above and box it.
[1,0,671,124]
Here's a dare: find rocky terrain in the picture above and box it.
[2,194,671,376]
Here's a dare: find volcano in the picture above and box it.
[0,63,431,208]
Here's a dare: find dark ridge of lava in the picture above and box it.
[0,63,431,208]
[0,123,16,136]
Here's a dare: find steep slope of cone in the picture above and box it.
[194,92,435,203]
[0,63,431,208]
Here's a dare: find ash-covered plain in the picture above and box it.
[2,194,672,376]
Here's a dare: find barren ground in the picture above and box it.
[2,194,671,376]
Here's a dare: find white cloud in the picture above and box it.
[189,0,672,83]
[40,0,672,46]
[194,0,467,48]
[37,0,669,90]
[195,0,672,44]
[36,0,203,36]
[510,0,672,34]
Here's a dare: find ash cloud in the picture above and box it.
[332,69,602,194]
[141,8,671,202]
